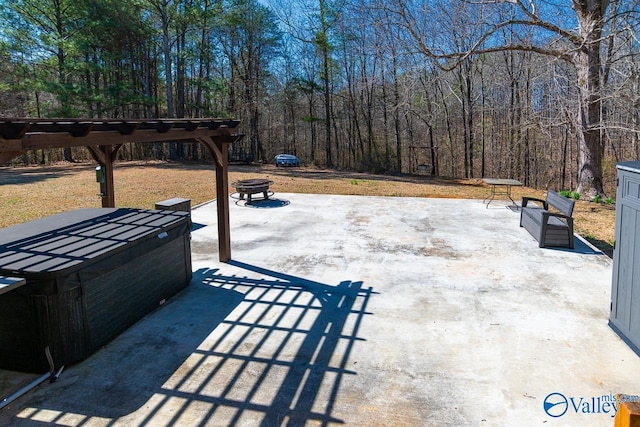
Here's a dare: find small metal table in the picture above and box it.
[483,178,522,208]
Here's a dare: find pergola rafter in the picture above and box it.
[0,118,242,262]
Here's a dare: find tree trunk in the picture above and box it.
[319,0,332,167]
[160,5,174,118]
[572,0,608,198]
[392,53,402,173]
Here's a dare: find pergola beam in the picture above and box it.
[0,118,240,139]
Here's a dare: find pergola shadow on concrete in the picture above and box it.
[0,118,241,261]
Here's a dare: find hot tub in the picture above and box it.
[0,208,192,373]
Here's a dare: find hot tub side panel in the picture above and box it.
[83,232,192,353]
[32,286,88,371]
[0,292,37,372]
[0,283,87,373]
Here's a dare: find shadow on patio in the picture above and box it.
[1,263,374,426]
[197,261,374,425]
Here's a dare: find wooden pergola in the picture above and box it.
[0,118,242,262]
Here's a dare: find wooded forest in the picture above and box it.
[1,0,639,198]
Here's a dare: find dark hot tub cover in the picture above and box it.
[0,208,192,373]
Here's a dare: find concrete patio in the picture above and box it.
[0,193,638,426]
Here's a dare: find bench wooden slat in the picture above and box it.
[545,189,575,217]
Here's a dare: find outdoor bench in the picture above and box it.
[520,189,575,249]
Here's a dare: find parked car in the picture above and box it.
[274,154,300,167]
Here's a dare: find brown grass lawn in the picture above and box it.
[0,160,616,256]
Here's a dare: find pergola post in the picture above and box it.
[215,139,231,262]
[198,136,234,262]
[87,144,122,208]
[100,145,116,208]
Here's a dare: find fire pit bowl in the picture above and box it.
[232,178,274,203]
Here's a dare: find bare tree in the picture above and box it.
[317,0,336,167]
[388,0,625,198]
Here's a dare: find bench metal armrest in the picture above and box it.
[542,211,574,229]
[522,196,548,210]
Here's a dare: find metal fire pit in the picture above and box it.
[232,178,274,203]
